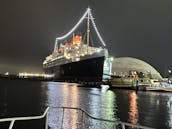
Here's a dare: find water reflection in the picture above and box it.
[88,88,101,117]
[47,82,80,128]
[100,90,117,129]
[128,91,138,128]
[2,80,172,128]
[101,90,116,120]
[135,91,172,129]
[46,83,117,129]
[167,96,172,128]
[0,85,8,117]
[86,89,117,129]
[62,84,79,129]
[62,83,79,106]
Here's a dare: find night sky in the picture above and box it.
[1,0,172,76]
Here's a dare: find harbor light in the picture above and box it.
[18,72,54,78]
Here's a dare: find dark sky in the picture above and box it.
[0,0,172,76]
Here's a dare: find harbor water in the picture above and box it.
[0,79,172,129]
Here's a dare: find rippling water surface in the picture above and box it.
[0,79,172,129]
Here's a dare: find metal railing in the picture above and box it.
[0,107,49,129]
[0,106,154,129]
[52,106,154,129]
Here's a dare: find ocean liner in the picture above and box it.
[43,8,111,83]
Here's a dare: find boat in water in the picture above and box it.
[43,8,111,83]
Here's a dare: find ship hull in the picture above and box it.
[44,56,105,82]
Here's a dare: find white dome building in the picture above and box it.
[112,57,162,79]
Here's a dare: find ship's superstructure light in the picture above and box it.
[18,73,54,78]
[89,12,106,47]
[76,58,80,61]
[96,49,101,53]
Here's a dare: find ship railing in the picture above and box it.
[0,107,49,129]
[0,106,154,129]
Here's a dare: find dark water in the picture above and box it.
[0,79,172,129]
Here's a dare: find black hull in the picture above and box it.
[44,56,105,82]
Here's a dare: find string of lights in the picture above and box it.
[89,12,106,47]
[54,7,106,51]
[54,8,90,51]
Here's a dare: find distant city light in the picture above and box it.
[168,69,172,73]
[4,72,9,76]
[18,73,54,78]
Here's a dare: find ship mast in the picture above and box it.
[87,8,90,53]
[53,7,106,52]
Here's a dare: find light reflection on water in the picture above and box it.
[167,96,172,129]
[128,92,138,129]
[1,80,172,128]
[43,82,172,129]
[46,82,117,129]
[129,92,138,124]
